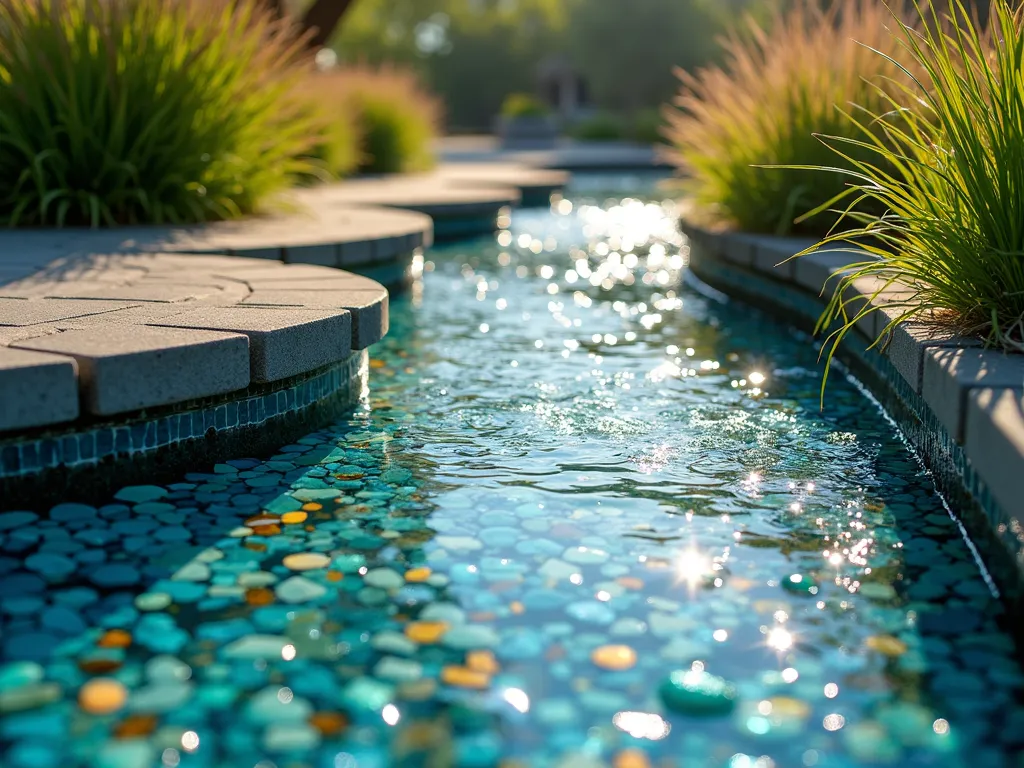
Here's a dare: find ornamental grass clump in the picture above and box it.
[663,0,910,237]
[0,0,321,227]
[317,66,441,176]
[808,0,1024,376]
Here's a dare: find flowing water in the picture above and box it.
[2,176,1024,768]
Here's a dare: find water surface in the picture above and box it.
[2,177,1022,768]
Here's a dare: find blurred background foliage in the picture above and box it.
[286,0,767,133]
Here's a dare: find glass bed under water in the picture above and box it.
[2,175,1023,768]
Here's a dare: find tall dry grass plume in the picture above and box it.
[663,0,913,237]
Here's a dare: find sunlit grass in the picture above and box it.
[312,65,441,176]
[0,0,321,226]
[805,1,1024,385]
[663,0,911,237]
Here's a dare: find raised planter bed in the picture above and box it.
[682,220,1024,612]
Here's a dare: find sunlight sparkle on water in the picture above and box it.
[767,627,794,652]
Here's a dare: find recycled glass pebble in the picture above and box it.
[658,669,737,716]
[782,573,819,596]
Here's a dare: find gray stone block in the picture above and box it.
[149,306,351,383]
[719,232,756,267]
[966,388,1024,521]
[228,247,281,260]
[0,298,136,326]
[339,239,375,266]
[35,282,220,303]
[881,316,976,394]
[0,347,79,431]
[923,348,1024,442]
[839,277,916,341]
[750,236,817,280]
[793,248,861,294]
[14,326,249,416]
[284,244,339,267]
[243,288,388,349]
[244,275,384,292]
[0,325,60,346]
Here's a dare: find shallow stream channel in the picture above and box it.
[2,175,1023,768]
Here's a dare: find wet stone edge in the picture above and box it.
[0,351,368,509]
[683,230,1024,629]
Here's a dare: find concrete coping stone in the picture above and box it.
[682,219,1024,531]
[434,162,569,194]
[291,175,521,217]
[0,252,388,432]
[0,162,569,271]
[0,201,432,270]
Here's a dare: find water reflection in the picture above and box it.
[1,178,1022,767]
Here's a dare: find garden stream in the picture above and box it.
[2,176,1023,768]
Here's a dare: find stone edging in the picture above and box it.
[682,221,1024,607]
[0,252,387,500]
[0,352,367,508]
[0,203,432,289]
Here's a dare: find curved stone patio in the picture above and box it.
[0,254,388,504]
[0,160,572,500]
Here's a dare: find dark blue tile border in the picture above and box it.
[0,351,367,482]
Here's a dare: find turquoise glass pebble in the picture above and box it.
[658,669,738,716]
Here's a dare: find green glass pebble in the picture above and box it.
[246,685,313,724]
[420,603,467,625]
[134,592,172,612]
[113,485,167,504]
[363,568,404,591]
[380,468,413,484]
[0,662,44,692]
[331,554,367,573]
[126,682,193,714]
[373,656,423,683]
[340,677,394,716]
[264,496,303,514]
[263,723,321,752]
[357,587,389,606]
[371,631,417,657]
[781,573,819,596]
[658,669,737,716]
[275,576,327,604]
[96,741,156,768]
[449,703,494,733]
[221,635,288,660]
[441,625,500,650]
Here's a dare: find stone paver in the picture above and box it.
[882,320,975,394]
[717,232,757,267]
[0,298,137,326]
[0,201,432,269]
[924,348,1024,441]
[149,307,351,383]
[0,347,79,431]
[750,235,817,280]
[0,252,388,432]
[243,290,387,350]
[966,388,1024,524]
[294,176,520,217]
[794,249,860,294]
[13,326,251,416]
[0,163,570,436]
[437,136,666,170]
